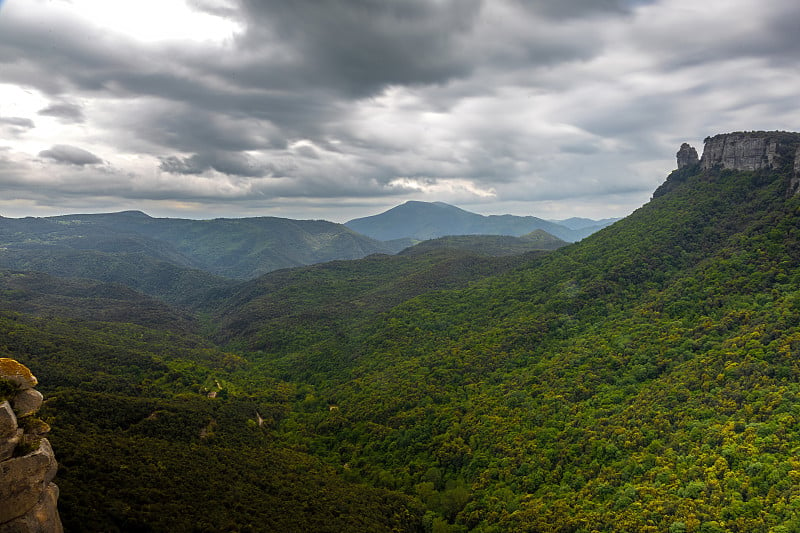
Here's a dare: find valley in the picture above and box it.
[3,132,800,531]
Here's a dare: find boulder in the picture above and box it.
[0,360,37,391]
[0,402,17,439]
[0,439,58,523]
[0,429,22,462]
[10,390,43,419]
[0,483,63,533]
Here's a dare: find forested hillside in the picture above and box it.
[0,211,395,279]
[213,156,800,531]
[4,143,800,531]
[398,231,566,257]
[0,301,423,532]
[211,248,547,361]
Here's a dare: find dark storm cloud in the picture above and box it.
[0,0,610,110]
[0,10,128,95]
[0,0,618,165]
[0,0,798,220]
[757,4,800,64]
[145,106,288,153]
[38,102,85,123]
[512,0,637,19]
[628,2,800,73]
[39,145,103,166]
[235,0,482,96]
[159,151,272,178]
[227,0,633,98]
[159,155,209,175]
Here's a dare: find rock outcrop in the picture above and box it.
[658,131,800,199]
[790,144,800,196]
[700,133,778,171]
[0,359,63,533]
[699,131,800,175]
[676,142,699,169]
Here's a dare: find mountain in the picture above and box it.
[5,130,800,531]
[398,229,567,257]
[548,216,621,231]
[0,211,395,280]
[211,248,542,358]
[345,201,614,242]
[218,131,800,530]
[0,249,236,307]
[0,269,199,331]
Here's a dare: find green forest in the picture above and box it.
[4,155,800,531]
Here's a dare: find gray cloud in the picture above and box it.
[159,151,272,178]
[0,120,32,146]
[511,0,639,19]
[38,102,85,123]
[0,116,35,139]
[235,0,482,96]
[0,0,798,221]
[0,117,35,128]
[39,145,103,166]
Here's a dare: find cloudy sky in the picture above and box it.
[0,0,798,222]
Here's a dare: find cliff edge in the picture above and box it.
[656,131,800,198]
[0,359,63,533]
[700,131,800,174]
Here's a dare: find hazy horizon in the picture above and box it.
[0,199,622,225]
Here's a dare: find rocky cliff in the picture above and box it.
[790,144,800,196]
[658,131,800,198]
[699,131,800,174]
[0,359,62,533]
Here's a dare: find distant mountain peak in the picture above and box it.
[47,210,153,221]
[346,201,614,242]
[396,200,463,211]
[116,210,152,218]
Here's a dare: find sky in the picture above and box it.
[0,0,798,222]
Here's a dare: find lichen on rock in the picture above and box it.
[0,360,62,533]
[0,359,38,391]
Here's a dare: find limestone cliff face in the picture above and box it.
[790,144,800,196]
[673,131,800,196]
[0,359,63,533]
[700,133,777,171]
[657,131,800,199]
[699,131,800,174]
